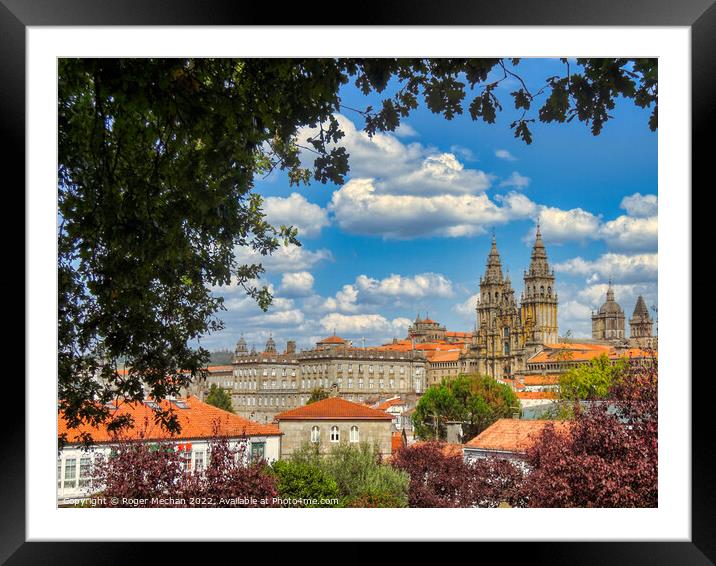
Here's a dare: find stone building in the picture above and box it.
[274,396,394,459]
[407,316,446,343]
[463,225,558,380]
[591,282,626,341]
[629,295,657,349]
[229,334,427,422]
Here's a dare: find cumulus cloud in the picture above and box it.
[330,179,535,239]
[495,149,517,161]
[499,171,531,189]
[320,313,411,338]
[382,153,492,196]
[450,145,478,162]
[262,193,329,238]
[577,282,657,316]
[233,243,332,273]
[554,253,657,284]
[537,206,602,243]
[279,271,314,297]
[620,193,658,218]
[394,122,419,138]
[599,214,657,252]
[453,293,479,319]
[356,272,455,301]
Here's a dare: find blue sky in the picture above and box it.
[205,59,657,352]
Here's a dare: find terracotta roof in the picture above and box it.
[427,351,460,363]
[207,365,234,372]
[523,375,561,386]
[464,419,570,453]
[318,335,346,344]
[446,331,472,338]
[375,397,405,410]
[516,391,558,400]
[58,396,281,444]
[529,345,654,364]
[274,397,394,421]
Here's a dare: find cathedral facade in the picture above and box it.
[462,225,558,380]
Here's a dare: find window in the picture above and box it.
[350,426,359,443]
[63,458,77,489]
[311,426,320,443]
[57,459,62,489]
[330,426,340,442]
[194,451,205,472]
[250,442,266,462]
[180,451,192,472]
[78,456,92,487]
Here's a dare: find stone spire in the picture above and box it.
[632,295,650,319]
[483,233,504,283]
[528,221,550,276]
[629,295,653,339]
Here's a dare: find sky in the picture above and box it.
[203,59,658,353]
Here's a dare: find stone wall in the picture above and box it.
[277,419,393,459]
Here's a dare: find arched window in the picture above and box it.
[350,426,359,443]
[310,426,320,443]
[547,286,552,296]
[540,285,545,297]
[330,426,340,442]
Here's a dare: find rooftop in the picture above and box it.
[274,397,394,421]
[464,419,570,453]
[58,395,281,444]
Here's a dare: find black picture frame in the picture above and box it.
[7,0,706,561]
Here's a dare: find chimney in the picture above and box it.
[286,340,296,355]
[445,421,464,444]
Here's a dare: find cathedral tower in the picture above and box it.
[520,223,559,344]
[475,234,522,379]
[591,282,625,341]
[629,295,653,338]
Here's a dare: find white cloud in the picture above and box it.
[537,206,602,243]
[499,171,531,189]
[381,153,492,196]
[330,179,535,239]
[394,122,419,138]
[620,193,658,218]
[233,243,332,273]
[599,215,657,252]
[262,193,329,238]
[577,282,657,317]
[495,149,517,161]
[453,293,479,319]
[356,272,455,301]
[279,271,314,297]
[320,313,411,339]
[554,253,657,284]
[320,284,360,314]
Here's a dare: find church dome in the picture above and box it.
[598,286,624,315]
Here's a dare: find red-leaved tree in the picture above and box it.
[392,441,525,507]
[91,420,278,507]
[521,358,657,507]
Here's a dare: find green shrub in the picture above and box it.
[270,460,340,507]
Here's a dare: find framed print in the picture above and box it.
[9,0,708,561]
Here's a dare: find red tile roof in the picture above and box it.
[426,350,460,362]
[375,397,405,411]
[318,335,347,344]
[523,374,561,386]
[464,419,570,453]
[58,396,281,444]
[274,397,394,421]
[516,391,558,400]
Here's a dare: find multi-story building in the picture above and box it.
[57,396,282,504]
[229,335,428,422]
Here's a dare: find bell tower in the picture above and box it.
[521,222,558,344]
